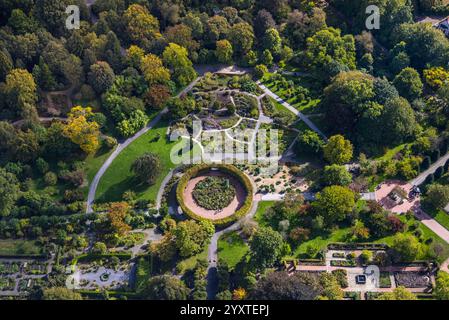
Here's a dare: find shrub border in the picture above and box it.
[176,164,254,226]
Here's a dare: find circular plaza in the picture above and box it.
[176,164,253,225]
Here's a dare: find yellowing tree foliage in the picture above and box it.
[423,67,449,89]
[63,106,100,154]
[140,53,170,86]
[107,202,131,236]
[124,4,160,44]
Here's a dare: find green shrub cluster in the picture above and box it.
[192,176,236,210]
[176,164,253,226]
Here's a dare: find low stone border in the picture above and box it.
[176,164,254,226]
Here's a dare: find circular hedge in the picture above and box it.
[192,176,236,210]
[176,164,254,226]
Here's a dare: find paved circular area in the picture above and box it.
[182,171,247,221]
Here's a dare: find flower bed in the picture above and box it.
[394,272,431,288]
[192,176,236,210]
[379,272,392,288]
[330,260,357,267]
[176,164,253,226]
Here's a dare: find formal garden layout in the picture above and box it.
[2,0,449,304]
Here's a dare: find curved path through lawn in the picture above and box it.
[86,77,201,213]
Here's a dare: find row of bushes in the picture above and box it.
[74,252,132,264]
[176,164,254,226]
[79,290,139,300]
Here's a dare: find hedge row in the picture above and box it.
[0,254,47,259]
[78,290,139,300]
[74,252,132,264]
[327,243,388,250]
[176,163,254,226]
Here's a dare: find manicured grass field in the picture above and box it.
[95,121,199,203]
[176,247,208,274]
[424,207,449,231]
[0,240,41,256]
[254,201,276,227]
[217,231,249,269]
[82,144,115,197]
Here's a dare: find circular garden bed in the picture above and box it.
[192,176,236,210]
[176,164,254,226]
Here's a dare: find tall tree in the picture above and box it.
[323,135,353,165]
[312,186,355,226]
[131,152,162,185]
[87,61,115,94]
[140,54,171,86]
[123,4,160,47]
[228,22,255,56]
[249,227,284,269]
[4,68,38,121]
[63,106,100,154]
[162,43,196,87]
[141,275,189,300]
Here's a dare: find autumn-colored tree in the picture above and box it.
[232,288,247,300]
[123,4,160,45]
[215,40,233,64]
[323,135,353,165]
[107,202,131,236]
[63,106,100,154]
[151,233,177,262]
[423,67,449,89]
[351,220,370,240]
[5,68,38,121]
[126,45,145,69]
[140,54,170,86]
[164,24,199,54]
[144,84,171,110]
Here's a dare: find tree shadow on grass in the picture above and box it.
[96,177,150,203]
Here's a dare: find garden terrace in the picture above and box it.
[176,164,254,226]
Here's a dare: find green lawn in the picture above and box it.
[254,201,276,227]
[217,231,249,269]
[291,227,352,258]
[95,121,199,203]
[176,247,208,274]
[0,240,42,256]
[81,144,115,197]
[424,207,449,231]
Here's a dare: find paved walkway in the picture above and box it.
[256,81,327,140]
[414,208,449,244]
[410,152,449,186]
